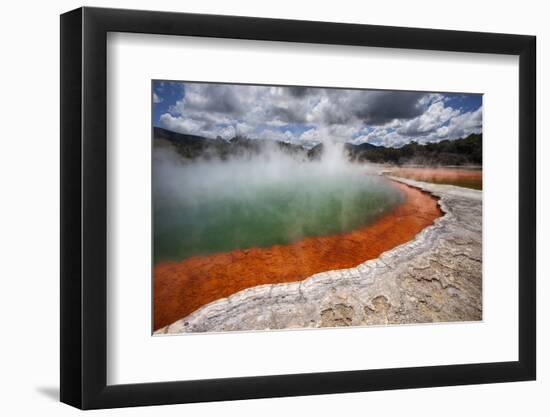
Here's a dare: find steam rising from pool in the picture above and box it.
[153,142,404,263]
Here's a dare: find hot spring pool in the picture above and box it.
[153,148,404,264]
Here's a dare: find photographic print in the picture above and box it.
[152,81,482,335]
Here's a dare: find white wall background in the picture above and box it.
[0,0,546,415]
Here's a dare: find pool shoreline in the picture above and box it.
[387,167,482,190]
[153,177,443,331]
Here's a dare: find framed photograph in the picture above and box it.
[60,7,536,409]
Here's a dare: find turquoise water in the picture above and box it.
[153,149,404,264]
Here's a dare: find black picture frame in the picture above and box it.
[60,6,536,410]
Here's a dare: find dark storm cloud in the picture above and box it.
[269,105,309,124]
[286,86,313,98]
[316,90,429,126]
[183,84,245,115]
[352,91,426,125]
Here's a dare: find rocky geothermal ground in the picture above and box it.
[155,177,482,334]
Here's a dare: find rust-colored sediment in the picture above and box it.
[153,180,442,330]
[390,167,482,190]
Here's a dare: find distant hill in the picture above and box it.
[154,127,311,160]
[154,127,482,166]
[345,133,482,166]
[154,127,232,159]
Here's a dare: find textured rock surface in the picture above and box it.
[155,177,482,334]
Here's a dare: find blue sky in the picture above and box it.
[152,80,482,148]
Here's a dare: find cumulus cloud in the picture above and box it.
[435,107,482,140]
[396,101,460,137]
[154,82,482,148]
[153,92,163,104]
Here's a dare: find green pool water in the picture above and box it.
[153,152,404,264]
